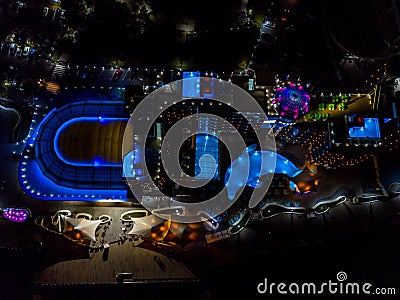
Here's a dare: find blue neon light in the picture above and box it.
[182,71,201,98]
[19,154,127,201]
[195,134,219,180]
[384,118,392,124]
[122,147,144,178]
[289,180,297,190]
[224,147,301,200]
[21,101,129,201]
[122,150,135,178]
[53,117,128,167]
[93,157,102,167]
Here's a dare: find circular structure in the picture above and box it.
[120,210,149,222]
[2,207,30,223]
[272,83,310,119]
[54,210,72,217]
[75,213,93,220]
[337,271,347,282]
[98,215,112,224]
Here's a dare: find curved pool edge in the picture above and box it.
[53,116,128,167]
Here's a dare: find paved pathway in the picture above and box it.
[36,241,197,285]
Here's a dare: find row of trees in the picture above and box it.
[60,0,258,70]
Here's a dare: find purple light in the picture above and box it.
[2,208,30,223]
[272,83,310,119]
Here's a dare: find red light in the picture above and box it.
[281,16,287,21]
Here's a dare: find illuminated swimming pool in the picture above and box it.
[225,146,302,200]
[19,101,129,201]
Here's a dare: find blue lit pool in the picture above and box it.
[19,101,129,201]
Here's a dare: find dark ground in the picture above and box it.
[1,219,400,299]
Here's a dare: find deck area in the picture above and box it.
[36,241,197,285]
